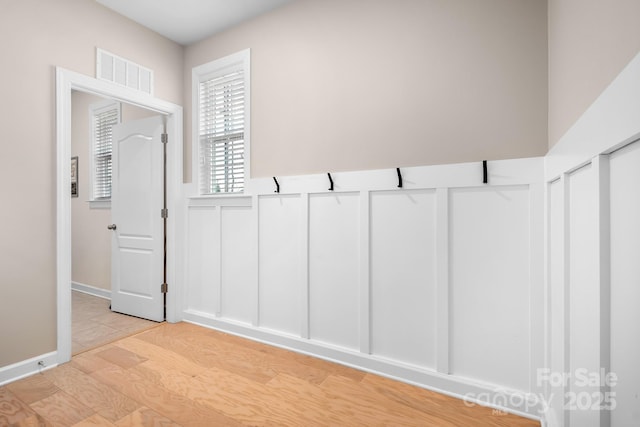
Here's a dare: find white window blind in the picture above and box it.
[91,102,120,200]
[199,70,245,194]
[194,49,250,195]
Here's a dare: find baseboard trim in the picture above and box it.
[0,351,58,386]
[71,281,111,300]
[182,310,544,421]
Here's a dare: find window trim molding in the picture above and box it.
[89,99,120,205]
[192,48,251,195]
[88,199,111,209]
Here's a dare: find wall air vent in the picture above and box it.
[96,48,154,95]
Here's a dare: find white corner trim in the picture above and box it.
[0,351,58,386]
[71,282,111,300]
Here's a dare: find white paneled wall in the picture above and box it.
[370,190,437,369]
[182,158,544,418]
[220,206,255,324]
[568,164,602,427]
[609,142,640,427]
[547,141,640,427]
[257,195,302,336]
[449,186,531,391]
[308,193,360,351]
[544,51,640,427]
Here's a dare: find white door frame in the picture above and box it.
[55,67,183,364]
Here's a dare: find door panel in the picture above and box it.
[110,116,165,322]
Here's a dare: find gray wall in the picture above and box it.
[184,0,549,180]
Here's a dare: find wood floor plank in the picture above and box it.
[136,325,279,383]
[90,364,241,427]
[71,352,120,374]
[44,364,140,422]
[137,323,330,384]
[267,373,436,426]
[29,390,95,426]
[360,373,539,427]
[175,322,367,382]
[5,374,59,404]
[130,360,286,426]
[95,347,147,369]
[0,387,38,425]
[9,413,53,426]
[113,337,205,377]
[113,406,181,427]
[71,413,117,426]
[5,322,540,427]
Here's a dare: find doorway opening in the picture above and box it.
[56,67,183,364]
[69,90,167,354]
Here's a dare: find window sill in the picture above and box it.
[88,200,111,209]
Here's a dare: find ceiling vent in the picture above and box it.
[96,48,154,95]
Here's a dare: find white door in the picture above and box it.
[109,116,165,321]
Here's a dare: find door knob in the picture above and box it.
[107,224,117,230]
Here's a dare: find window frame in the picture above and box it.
[89,99,121,209]
[192,49,251,196]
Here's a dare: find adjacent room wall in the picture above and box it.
[71,91,157,293]
[184,0,548,180]
[0,0,182,368]
[548,0,640,147]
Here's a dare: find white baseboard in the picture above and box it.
[71,281,111,300]
[182,310,544,422]
[0,351,58,386]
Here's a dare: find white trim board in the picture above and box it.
[56,67,184,367]
[0,351,58,387]
[71,282,111,300]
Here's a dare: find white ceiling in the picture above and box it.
[96,0,296,46]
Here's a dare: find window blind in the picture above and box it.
[93,107,119,199]
[199,69,245,194]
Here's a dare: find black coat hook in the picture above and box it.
[273,177,280,193]
[327,173,334,191]
[396,167,403,188]
[482,160,488,184]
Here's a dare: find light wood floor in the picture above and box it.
[1,322,540,426]
[72,291,159,355]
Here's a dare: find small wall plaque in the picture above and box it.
[71,156,78,198]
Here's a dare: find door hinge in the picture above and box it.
[161,208,168,219]
[161,283,168,293]
[161,133,168,144]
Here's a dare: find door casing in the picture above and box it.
[55,67,183,364]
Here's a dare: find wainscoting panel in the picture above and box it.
[186,206,219,314]
[308,192,360,351]
[449,185,531,392]
[609,141,640,427]
[258,195,302,336]
[182,158,545,419]
[568,164,601,427]
[370,189,437,369]
[547,178,567,427]
[543,51,640,427]
[220,206,255,325]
